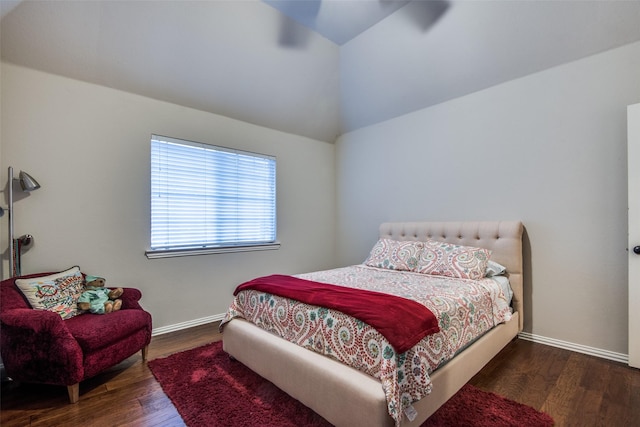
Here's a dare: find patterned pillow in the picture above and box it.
[364,239,423,271]
[15,266,85,320]
[415,240,491,280]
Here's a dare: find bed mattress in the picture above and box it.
[221,264,512,424]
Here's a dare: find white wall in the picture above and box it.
[2,24,638,360]
[336,41,640,356]
[0,63,336,331]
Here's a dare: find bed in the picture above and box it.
[221,221,524,427]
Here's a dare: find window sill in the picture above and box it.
[145,242,281,259]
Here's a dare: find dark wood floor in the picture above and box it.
[2,323,639,426]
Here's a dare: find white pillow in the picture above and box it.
[15,266,85,319]
[485,260,507,277]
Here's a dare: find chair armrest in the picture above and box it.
[1,308,73,336]
[0,309,84,385]
[120,287,144,310]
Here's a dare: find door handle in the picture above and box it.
[634,246,640,255]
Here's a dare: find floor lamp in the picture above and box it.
[2,166,41,277]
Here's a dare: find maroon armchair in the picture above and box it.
[0,272,152,403]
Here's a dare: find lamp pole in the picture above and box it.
[8,166,15,277]
[5,166,40,277]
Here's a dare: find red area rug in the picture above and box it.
[148,340,554,426]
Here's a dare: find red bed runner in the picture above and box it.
[234,274,440,353]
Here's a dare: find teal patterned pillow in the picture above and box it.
[364,239,423,271]
[415,240,491,280]
[15,266,85,319]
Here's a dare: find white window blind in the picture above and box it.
[149,135,277,255]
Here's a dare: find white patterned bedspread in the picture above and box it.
[221,265,512,426]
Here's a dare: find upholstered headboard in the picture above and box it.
[379,221,524,332]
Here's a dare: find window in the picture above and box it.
[147,135,278,258]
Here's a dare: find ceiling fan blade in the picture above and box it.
[406,0,450,32]
[277,15,314,48]
[264,0,322,48]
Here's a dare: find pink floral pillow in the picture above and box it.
[364,239,423,271]
[415,240,491,280]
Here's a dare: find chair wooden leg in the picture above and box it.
[141,344,149,362]
[67,383,79,404]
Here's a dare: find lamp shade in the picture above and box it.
[18,171,41,192]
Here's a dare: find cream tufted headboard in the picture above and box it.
[379,221,524,332]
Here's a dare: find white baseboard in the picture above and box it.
[518,332,628,364]
[1,324,628,378]
[151,313,226,336]
[152,317,631,365]
[151,317,631,365]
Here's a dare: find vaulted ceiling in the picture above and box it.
[2,1,640,143]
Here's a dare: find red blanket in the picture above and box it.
[234,274,440,353]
